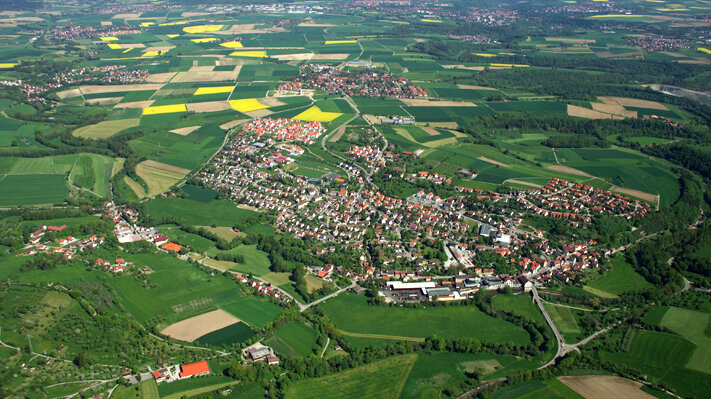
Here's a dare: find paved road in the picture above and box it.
[300,282,357,311]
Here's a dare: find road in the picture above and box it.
[300,282,357,311]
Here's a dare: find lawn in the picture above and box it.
[106,252,245,323]
[265,321,319,357]
[285,354,417,399]
[0,174,69,206]
[146,198,261,227]
[585,257,653,296]
[319,293,530,345]
[492,293,545,324]
[600,329,710,398]
[544,305,582,343]
[220,297,283,329]
[659,307,711,374]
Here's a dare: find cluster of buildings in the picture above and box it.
[347,145,382,165]
[242,118,326,144]
[625,35,690,52]
[20,225,105,259]
[151,360,210,384]
[286,64,427,98]
[244,344,280,365]
[448,34,496,44]
[234,272,287,303]
[45,24,141,42]
[104,202,183,252]
[521,178,651,221]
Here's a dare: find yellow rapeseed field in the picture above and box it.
[100,36,118,41]
[194,86,234,96]
[292,106,342,122]
[698,47,711,55]
[191,38,218,43]
[473,53,496,57]
[140,22,154,27]
[420,19,443,22]
[167,34,180,38]
[183,25,224,34]
[220,41,244,48]
[122,48,133,53]
[0,63,17,68]
[159,21,187,26]
[107,43,122,49]
[229,50,267,58]
[324,40,356,44]
[143,104,187,115]
[142,51,164,58]
[229,99,269,113]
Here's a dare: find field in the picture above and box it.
[490,379,583,399]
[0,174,68,206]
[142,104,187,115]
[293,105,343,122]
[194,321,255,346]
[265,321,319,357]
[545,304,582,342]
[319,293,530,345]
[229,98,269,113]
[285,354,417,399]
[220,297,283,329]
[558,375,653,399]
[146,198,260,227]
[659,307,711,374]
[492,294,545,324]
[585,257,653,296]
[135,160,188,197]
[160,309,241,342]
[71,118,139,139]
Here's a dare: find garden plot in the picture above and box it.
[160,309,240,342]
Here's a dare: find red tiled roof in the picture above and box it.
[179,360,209,378]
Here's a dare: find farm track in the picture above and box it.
[336,330,425,342]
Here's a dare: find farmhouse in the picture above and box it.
[179,360,210,379]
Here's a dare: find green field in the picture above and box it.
[659,307,711,374]
[139,379,160,399]
[157,375,235,399]
[492,294,545,324]
[319,293,530,345]
[0,174,68,206]
[489,379,582,399]
[220,297,283,329]
[265,321,319,357]
[146,198,261,227]
[195,321,255,346]
[545,305,582,343]
[585,257,653,296]
[206,245,272,276]
[601,329,710,398]
[285,354,418,399]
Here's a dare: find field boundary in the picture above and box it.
[337,329,425,342]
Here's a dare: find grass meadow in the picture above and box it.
[265,321,319,357]
[585,257,653,296]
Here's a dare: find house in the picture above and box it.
[247,347,271,361]
[179,360,209,379]
[267,355,280,365]
[152,368,170,383]
[162,242,183,252]
[518,275,533,292]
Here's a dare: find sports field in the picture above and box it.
[319,293,530,344]
[285,354,417,399]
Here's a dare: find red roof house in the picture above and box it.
[179,360,209,379]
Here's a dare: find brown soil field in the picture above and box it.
[141,160,191,175]
[186,101,231,113]
[545,37,595,43]
[217,24,286,34]
[56,88,82,99]
[298,22,336,27]
[401,98,476,107]
[662,51,688,58]
[558,376,654,399]
[170,126,202,136]
[145,72,177,83]
[0,11,25,16]
[161,309,240,342]
[237,203,261,212]
[311,53,350,60]
[546,164,592,177]
[220,119,249,130]
[100,21,112,26]
[567,104,618,120]
[171,66,241,83]
[114,100,154,109]
[112,13,141,19]
[590,102,627,115]
[478,156,509,167]
[202,258,236,271]
[273,53,314,61]
[182,11,222,17]
[421,127,440,136]
[329,126,347,142]
[199,226,241,241]
[417,122,459,129]
[111,43,145,49]
[457,84,498,90]
[245,109,273,118]
[85,97,122,105]
[595,51,643,58]
[80,84,164,95]
[610,185,658,203]
[258,97,285,107]
[598,96,669,110]
[505,179,543,188]
[679,59,711,65]
[363,114,382,124]
[442,64,486,71]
